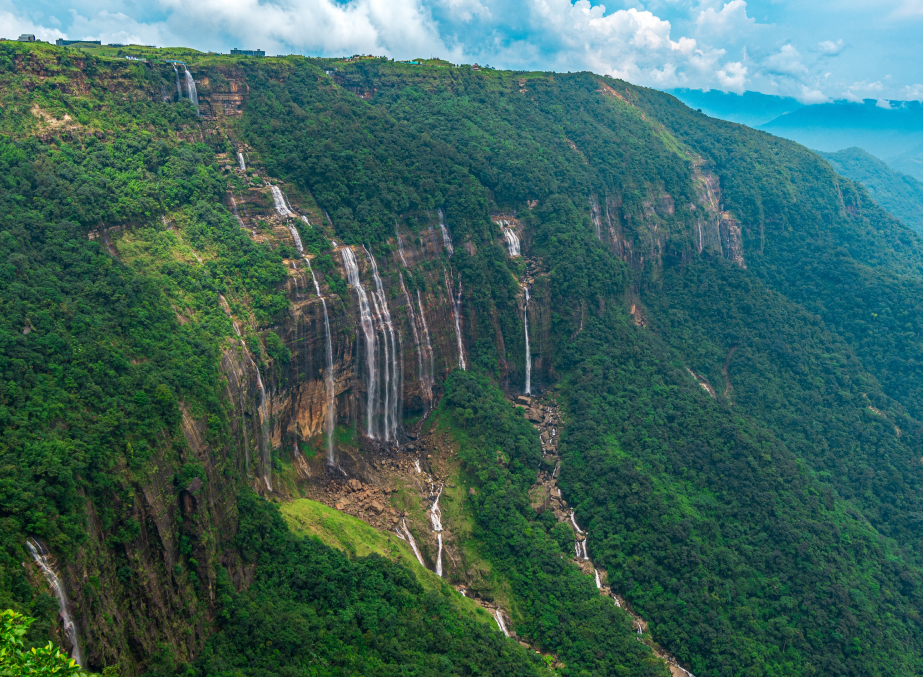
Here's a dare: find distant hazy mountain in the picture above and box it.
[669,89,923,182]
[668,88,804,127]
[820,147,923,233]
[762,99,923,162]
[890,141,923,182]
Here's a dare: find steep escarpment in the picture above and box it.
[7,41,923,677]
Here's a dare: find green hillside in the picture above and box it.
[819,147,923,233]
[4,39,923,677]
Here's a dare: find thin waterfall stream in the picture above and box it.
[341,248,378,438]
[444,269,466,370]
[416,291,436,406]
[400,273,430,407]
[365,247,401,441]
[305,258,336,465]
[438,209,453,255]
[237,151,246,171]
[524,287,531,395]
[183,66,199,115]
[26,539,83,667]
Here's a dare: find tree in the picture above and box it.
[0,610,85,676]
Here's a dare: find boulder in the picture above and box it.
[347,479,362,492]
[370,501,384,514]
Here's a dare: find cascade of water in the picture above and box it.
[183,66,199,115]
[341,247,378,438]
[366,247,401,440]
[524,287,531,395]
[26,539,83,667]
[305,258,336,465]
[237,151,246,171]
[591,198,603,240]
[229,194,247,229]
[286,222,304,253]
[270,185,295,218]
[413,459,422,473]
[172,64,183,99]
[401,518,426,567]
[256,368,271,491]
[430,485,444,576]
[595,568,602,589]
[416,291,436,404]
[570,510,584,534]
[494,609,510,637]
[444,269,466,370]
[399,273,429,407]
[396,227,410,268]
[438,209,454,255]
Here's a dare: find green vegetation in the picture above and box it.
[143,491,550,677]
[0,610,84,676]
[440,370,669,677]
[820,146,923,232]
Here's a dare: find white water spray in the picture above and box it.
[396,227,410,267]
[524,287,531,395]
[172,64,183,99]
[256,368,271,491]
[494,609,510,637]
[270,185,295,218]
[438,209,454,255]
[445,269,466,370]
[401,518,426,568]
[183,66,199,115]
[595,568,602,589]
[237,151,246,171]
[26,539,83,667]
[499,221,521,257]
[365,248,401,440]
[341,248,378,439]
[416,291,436,403]
[305,258,336,465]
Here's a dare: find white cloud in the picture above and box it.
[797,86,829,104]
[0,10,65,41]
[817,39,844,55]
[696,1,756,41]
[716,60,747,92]
[902,83,923,100]
[764,44,806,76]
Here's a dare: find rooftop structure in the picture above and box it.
[56,39,101,46]
[17,34,35,42]
[231,48,265,57]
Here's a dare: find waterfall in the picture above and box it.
[413,459,422,473]
[366,247,401,440]
[400,273,431,407]
[401,519,426,568]
[570,510,584,534]
[591,198,603,240]
[270,185,295,218]
[172,64,183,99]
[396,227,409,268]
[444,269,466,370]
[435,533,443,577]
[237,152,246,171]
[305,258,336,465]
[498,220,521,257]
[438,209,454,255]
[183,66,199,115]
[595,568,602,589]
[341,247,378,439]
[286,223,304,253]
[524,287,531,395]
[431,485,444,576]
[26,539,83,668]
[256,368,271,491]
[494,609,510,637]
[416,291,436,405]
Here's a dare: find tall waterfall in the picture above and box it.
[270,185,295,218]
[397,271,433,404]
[494,609,510,637]
[401,518,426,567]
[237,151,246,171]
[502,224,521,257]
[445,269,466,370]
[396,227,409,268]
[416,291,436,402]
[172,64,183,99]
[341,248,378,439]
[305,258,336,465]
[430,485,444,576]
[183,66,199,115]
[524,287,531,395]
[26,539,83,667]
[438,209,454,255]
[366,247,401,440]
[257,368,271,491]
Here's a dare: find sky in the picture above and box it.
[2,0,922,103]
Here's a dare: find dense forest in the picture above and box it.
[5,39,923,677]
